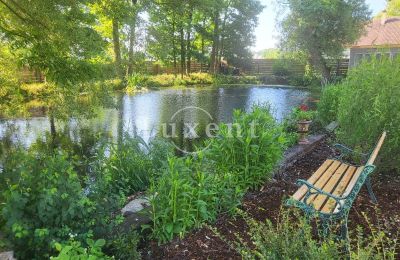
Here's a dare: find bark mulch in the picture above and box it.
[143,138,400,260]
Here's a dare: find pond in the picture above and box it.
[0,85,315,152]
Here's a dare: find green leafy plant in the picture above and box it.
[1,151,100,259]
[319,57,400,171]
[205,104,287,189]
[51,239,111,260]
[317,84,344,125]
[231,209,398,259]
[106,229,141,260]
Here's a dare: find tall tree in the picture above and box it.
[278,0,370,84]
[0,0,107,136]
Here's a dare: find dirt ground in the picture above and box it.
[142,138,400,259]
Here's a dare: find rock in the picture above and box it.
[121,197,150,217]
[325,121,339,132]
[0,251,15,260]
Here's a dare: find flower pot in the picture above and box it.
[297,120,312,144]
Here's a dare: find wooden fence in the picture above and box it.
[20,66,45,83]
[243,59,349,77]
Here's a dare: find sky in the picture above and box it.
[253,0,388,52]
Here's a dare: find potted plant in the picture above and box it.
[295,104,314,144]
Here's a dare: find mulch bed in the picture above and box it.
[142,138,400,259]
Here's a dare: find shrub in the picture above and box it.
[149,156,244,243]
[127,73,149,91]
[106,229,141,260]
[317,84,345,125]
[149,105,287,243]
[205,105,287,189]
[272,59,291,77]
[1,151,102,259]
[231,209,398,259]
[330,57,400,171]
[51,238,111,260]
[93,136,174,197]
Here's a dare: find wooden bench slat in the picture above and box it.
[333,166,365,213]
[311,163,349,211]
[292,159,334,201]
[320,166,357,213]
[303,160,342,204]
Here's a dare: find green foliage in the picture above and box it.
[213,75,260,85]
[95,136,174,196]
[261,48,281,59]
[333,57,400,171]
[1,151,101,259]
[233,209,397,259]
[51,239,111,260]
[272,59,291,77]
[149,156,244,243]
[149,105,286,243]
[317,84,344,125]
[106,229,141,260]
[206,105,287,189]
[279,0,370,82]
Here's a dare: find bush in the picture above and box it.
[321,57,400,171]
[231,209,397,259]
[51,239,111,260]
[317,84,344,125]
[149,105,287,243]
[205,105,287,189]
[272,59,291,77]
[149,156,244,243]
[1,151,102,259]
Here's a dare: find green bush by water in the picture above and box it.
[0,135,171,259]
[206,105,287,189]
[317,84,344,125]
[318,57,400,171]
[149,105,287,243]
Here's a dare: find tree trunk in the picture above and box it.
[180,24,186,78]
[210,12,220,74]
[127,0,138,76]
[128,24,135,76]
[186,9,193,75]
[200,19,206,72]
[310,51,330,86]
[172,17,177,77]
[112,18,122,79]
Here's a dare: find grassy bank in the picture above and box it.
[125,73,261,93]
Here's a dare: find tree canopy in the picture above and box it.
[278,0,371,84]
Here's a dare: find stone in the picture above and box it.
[0,251,15,260]
[121,197,150,217]
[325,121,339,132]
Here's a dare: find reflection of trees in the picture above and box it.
[157,88,223,153]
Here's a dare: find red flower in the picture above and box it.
[299,104,309,111]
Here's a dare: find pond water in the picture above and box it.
[0,85,314,150]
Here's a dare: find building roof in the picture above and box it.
[352,17,400,48]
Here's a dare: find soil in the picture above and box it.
[142,138,400,260]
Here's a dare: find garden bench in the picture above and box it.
[286,132,387,238]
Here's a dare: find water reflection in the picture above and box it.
[0,86,311,149]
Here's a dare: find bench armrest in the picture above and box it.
[334,143,369,162]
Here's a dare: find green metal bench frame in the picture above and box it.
[286,132,387,239]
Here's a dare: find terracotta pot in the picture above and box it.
[297,120,312,133]
[297,120,312,144]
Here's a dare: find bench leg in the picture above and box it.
[365,177,378,204]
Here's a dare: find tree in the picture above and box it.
[386,0,400,16]
[0,0,108,137]
[278,0,370,84]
